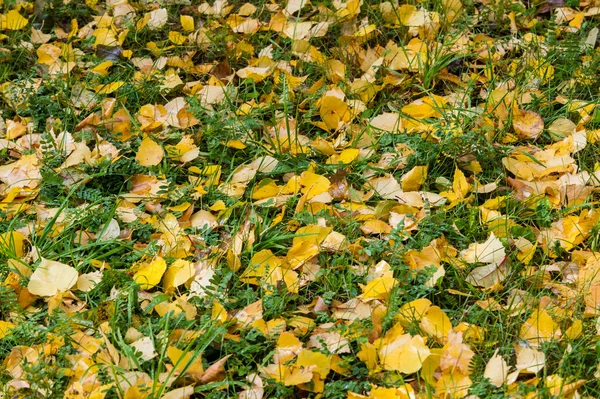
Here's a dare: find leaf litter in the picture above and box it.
[0,0,600,398]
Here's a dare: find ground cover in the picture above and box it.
[1,0,600,397]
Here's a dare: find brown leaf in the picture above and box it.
[200,355,231,384]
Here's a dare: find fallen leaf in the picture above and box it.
[461,233,506,264]
[133,257,167,290]
[28,258,79,297]
[484,349,509,387]
[136,137,165,167]
[513,109,544,140]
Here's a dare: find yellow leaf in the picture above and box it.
[435,371,472,399]
[338,148,360,164]
[167,202,191,212]
[514,343,545,374]
[211,300,228,323]
[293,225,332,246]
[369,112,402,133]
[31,26,51,43]
[0,230,26,257]
[251,179,281,200]
[37,43,62,65]
[91,61,114,76]
[180,15,195,32]
[228,16,261,34]
[286,240,319,269]
[512,109,544,140]
[94,81,125,94]
[161,386,194,399]
[136,137,165,167]
[240,249,282,285]
[357,342,379,372]
[452,167,470,199]
[460,233,506,264]
[209,200,226,211]
[370,385,415,399]
[442,0,462,23]
[402,95,446,119]
[465,262,509,289]
[353,24,377,41]
[167,346,204,378]
[377,326,430,373]
[28,258,79,297]
[419,306,452,343]
[401,165,428,191]
[295,349,331,379]
[169,31,187,45]
[360,275,396,302]
[2,10,29,31]
[361,219,392,235]
[282,365,313,386]
[547,117,576,140]
[568,12,584,29]
[519,308,561,347]
[163,259,194,293]
[397,298,432,326]
[565,319,582,339]
[93,27,118,46]
[133,257,167,290]
[298,171,330,199]
[484,349,508,387]
[276,331,303,364]
[225,139,247,149]
[0,321,15,339]
[320,96,348,131]
[325,59,345,83]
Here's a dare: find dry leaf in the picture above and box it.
[484,349,509,387]
[28,258,79,297]
[461,234,506,264]
[513,109,544,140]
[201,355,231,383]
[136,137,165,167]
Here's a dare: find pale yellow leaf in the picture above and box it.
[461,233,506,264]
[484,349,508,387]
[28,258,79,296]
[147,8,168,30]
